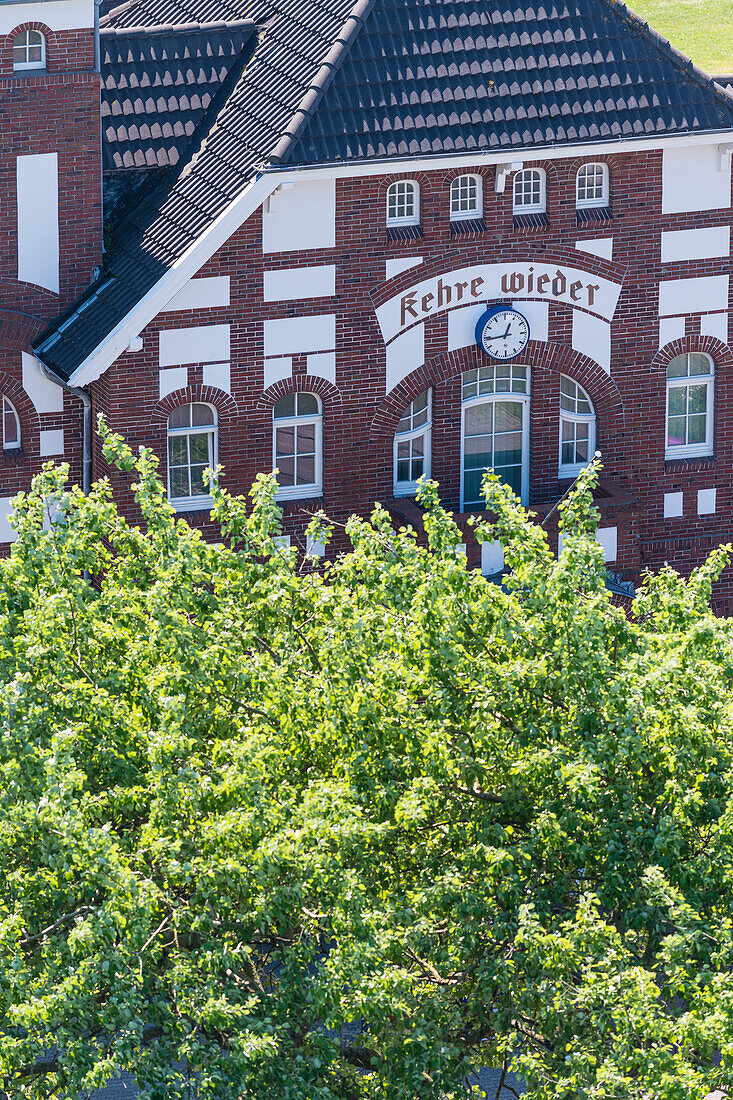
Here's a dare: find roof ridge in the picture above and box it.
[100,17,256,35]
[600,0,733,119]
[268,0,376,165]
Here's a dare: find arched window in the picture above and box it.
[461,365,529,508]
[13,29,46,71]
[450,174,482,220]
[559,376,595,477]
[386,180,419,226]
[513,168,545,214]
[2,396,20,450]
[576,163,609,209]
[273,393,322,498]
[167,402,217,509]
[666,352,714,458]
[394,389,431,495]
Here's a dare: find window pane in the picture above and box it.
[297,455,315,484]
[169,436,188,464]
[274,394,296,419]
[562,441,576,465]
[561,419,575,442]
[493,432,522,466]
[168,405,190,429]
[297,393,319,416]
[189,432,211,465]
[397,460,411,482]
[667,387,686,416]
[667,356,688,379]
[465,404,492,435]
[688,414,707,444]
[667,416,686,447]
[278,457,295,485]
[297,423,315,451]
[192,403,215,426]
[28,44,43,61]
[463,470,484,503]
[494,401,522,432]
[276,426,295,457]
[397,440,410,459]
[464,440,492,468]
[411,457,424,479]
[689,354,711,376]
[190,465,208,495]
[575,438,588,462]
[688,385,707,415]
[412,434,424,458]
[170,467,189,498]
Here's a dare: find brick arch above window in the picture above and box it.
[257,376,342,413]
[2,22,55,77]
[151,384,238,425]
[0,369,41,449]
[369,340,625,441]
[376,171,432,202]
[653,334,733,376]
[565,153,622,176]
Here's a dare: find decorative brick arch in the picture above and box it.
[376,171,432,202]
[151,384,239,425]
[0,369,42,449]
[256,375,342,413]
[440,165,489,189]
[652,334,733,376]
[0,309,46,351]
[369,340,625,442]
[1,22,56,78]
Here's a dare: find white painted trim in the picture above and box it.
[64,128,733,388]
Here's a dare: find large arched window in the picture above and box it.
[450,174,482,220]
[394,389,431,495]
[666,352,714,458]
[273,393,322,498]
[2,396,20,450]
[559,376,595,477]
[576,163,609,209]
[386,180,419,226]
[461,365,529,508]
[13,29,46,71]
[513,168,545,214]
[167,402,217,509]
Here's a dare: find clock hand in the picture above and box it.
[501,325,511,339]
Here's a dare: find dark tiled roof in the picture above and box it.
[101,21,257,170]
[288,0,733,164]
[35,0,733,380]
[100,0,252,29]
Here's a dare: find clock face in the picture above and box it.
[476,307,530,360]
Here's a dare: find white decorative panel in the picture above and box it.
[17,153,59,294]
[273,535,291,551]
[162,276,230,312]
[39,429,64,457]
[203,361,231,393]
[448,304,486,351]
[0,498,16,543]
[700,312,729,344]
[661,226,730,262]
[159,324,230,366]
[571,311,611,373]
[664,491,684,518]
[263,315,335,357]
[658,275,729,318]
[307,352,336,384]
[306,534,325,558]
[662,145,731,214]
[596,526,617,563]
[481,540,504,575]
[263,180,335,253]
[385,256,423,280]
[575,237,613,261]
[0,0,93,32]
[658,316,685,349]
[263,265,336,301]
[264,357,292,388]
[159,366,188,398]
[698,487,716,515]
[22,352,63,414]
[385,324,425,394]
[512,299,549,343]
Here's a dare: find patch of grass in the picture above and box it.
[630,0,733,75]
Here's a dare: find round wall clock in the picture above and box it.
[475,305,531,360]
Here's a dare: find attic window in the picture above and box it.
[386,180,420,226]
[13,29,45,71]
[576,163,609,209]
[513,168,545,214]
[450,174,482,220]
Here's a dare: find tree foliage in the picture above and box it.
[1,425,733,1099]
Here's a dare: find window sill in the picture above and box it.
[664,452,715,466]
[393,483,424,498]
[450,217,486,235]
[276,486,323,502]
[386,224,424,242]
[513,212,549,230]
[171,495,213,513]
[576,206,612,224]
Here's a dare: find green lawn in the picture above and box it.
[630,0,733,75]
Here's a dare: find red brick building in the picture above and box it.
[5,0,733,601]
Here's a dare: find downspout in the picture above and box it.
[35,355,93,496]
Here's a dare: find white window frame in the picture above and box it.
[665,353,714,460]
[13,29,46,71]
[166,402,217,512]
[2,396,20,450]
[512,168,546,214]
[460,369,530,509]
[559,376,596,478]
[273,393,323,500]
[386,180,420,227]
[576,162,609,210]
[393,389,432,496]
[450,174,483,221]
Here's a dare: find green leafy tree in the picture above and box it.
[1,423,733,1099]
